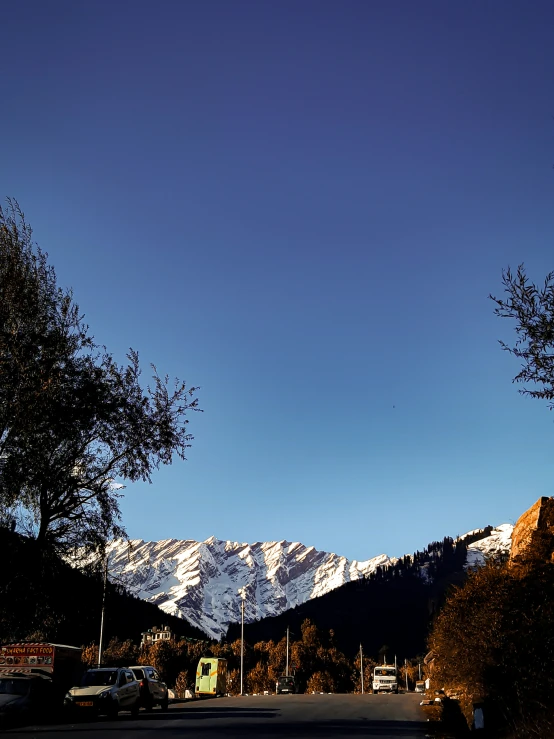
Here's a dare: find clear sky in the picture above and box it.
[2,0,554,562]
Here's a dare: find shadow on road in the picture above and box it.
[128,705,280,721]
[9,718,430,736]
[172,704,278,714]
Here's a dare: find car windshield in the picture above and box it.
[132,669,144,680]
[375,669,396,676]
[81,670,118,687]
[278,678,294,685]
[0,679,30,696]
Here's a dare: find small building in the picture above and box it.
[140,625,176,647]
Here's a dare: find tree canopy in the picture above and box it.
[0,200,200,558]
[490,264,554,407]
[428,550,554,737]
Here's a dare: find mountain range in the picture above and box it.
[107,524,513,640]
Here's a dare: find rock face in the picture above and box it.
[107,537,394,639]
[107,524,517,640]
[510,496,554,560]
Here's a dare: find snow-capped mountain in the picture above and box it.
[107,525,514,640]
[465,524,514,568]
[107,537,395,639]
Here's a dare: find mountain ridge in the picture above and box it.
[107,536,397,638]
[107,524,514,640]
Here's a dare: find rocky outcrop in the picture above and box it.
[510,496,554,561]
[107,537,395,639]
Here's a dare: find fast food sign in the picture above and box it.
[0,644,54,668]
[1,645,54,656]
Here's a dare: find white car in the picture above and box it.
[65,668,140,718]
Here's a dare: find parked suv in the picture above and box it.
[65,667,140,718]
[129,666,169,711]
[276,676,296,694]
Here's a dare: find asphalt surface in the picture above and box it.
[6,693,432,738]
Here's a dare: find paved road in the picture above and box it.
[7,693,431,738]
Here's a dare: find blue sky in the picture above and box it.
[2,0,554,561]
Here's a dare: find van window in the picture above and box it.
[201,663,211,677]
[277,677,295,686]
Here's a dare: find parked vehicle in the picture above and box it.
[0,641,83,724]
[415,680,426,693]
[195,658,227,697]
[372,665,398,694]
[0,675,54,728]
[65,667,140,718]
[129,665,168,710]
[0,642,82,702]
[276,675,296,694]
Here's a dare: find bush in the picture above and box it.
[306,671,335,694]
[429,553,554,737]
[174,671,191,698]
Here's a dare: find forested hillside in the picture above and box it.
[227,529,494,659]
[0,526,207,647]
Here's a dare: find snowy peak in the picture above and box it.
[107,537,395,639]
[465,524,514,568]
[107,525,515,641]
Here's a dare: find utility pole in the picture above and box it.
[360,644,364,695]
[97,556,108,669]
[419,662,422,680]
[240,596,245,696]
[286,627,289,677]
[405,659,409,692]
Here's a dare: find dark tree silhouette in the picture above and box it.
[0,200,201,558]
[491,264,554,407]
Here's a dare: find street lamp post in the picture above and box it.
[97,556,108,669]
[240,594,245,696]
[360,644,364,695]
[286,627,289,677]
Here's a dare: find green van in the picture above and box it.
[195,658,227,698]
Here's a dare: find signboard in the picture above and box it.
[0,644,55,671]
